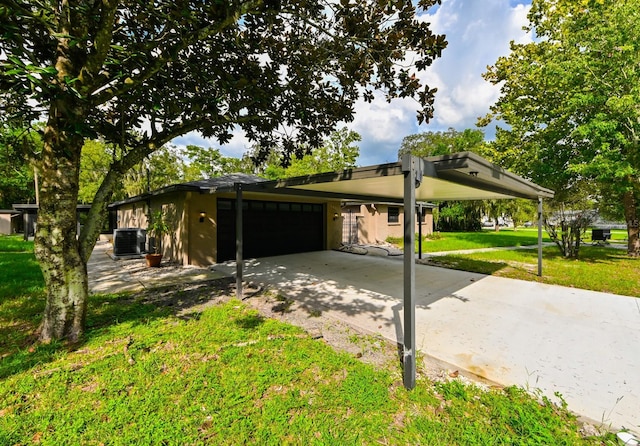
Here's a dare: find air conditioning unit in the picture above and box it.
[113,228,147,256]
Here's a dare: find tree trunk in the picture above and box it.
[623,190,640,257]
[34,99,88,343]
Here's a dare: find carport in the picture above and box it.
[234,152,554,389]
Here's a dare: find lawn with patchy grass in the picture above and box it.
[425,246,640,297]
[389,228,629,254]
[0,235,613,444]
[389,228,552,253]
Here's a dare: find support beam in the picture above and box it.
[538,197,543,277]
[236,183,243,299]
[401,155,419,390]
[417,203,423,260]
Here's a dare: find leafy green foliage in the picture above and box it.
[261,127,361,179]
[399,127,489,158]
[182,145,251,180]
[482,0,640,255]
[1,0,449,341]
[0,126,39,208]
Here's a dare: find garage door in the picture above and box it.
[216,198,324,262]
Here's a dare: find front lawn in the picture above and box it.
[389,228,552,253]
[426,246,640,297]
[0,235,612,444]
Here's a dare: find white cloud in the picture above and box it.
[172,0,533,167]
[414,0,533,133]
[172,128,252,159]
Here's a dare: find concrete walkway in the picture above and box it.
[87,241,227,294]
[211,251,640,433]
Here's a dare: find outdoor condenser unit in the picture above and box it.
[113,228,147,256]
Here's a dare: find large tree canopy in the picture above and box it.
[0,0,447,342]
[481,0,640,256]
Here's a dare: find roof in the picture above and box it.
[244,152,554,202]
[109,152,553,208]
[109,173,266,207]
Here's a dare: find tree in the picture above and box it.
[0,125,40,208]
[504,199,537,230]
[122,145,187,198]
[0,0,447,342]
[182,145,250,180]
[484,200,508,232]
[481,0,640,256]
[400,128,488,232]
[398,127,488,158]
[261,127,360,179]
[78,140,114,204]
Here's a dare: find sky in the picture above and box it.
[173,0,534,167]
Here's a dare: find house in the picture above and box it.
[11,204,95,240]
[109,173,344,266]
[109,153,553,268]
[340,202,434,245]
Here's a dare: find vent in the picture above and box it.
[113,228,146,256]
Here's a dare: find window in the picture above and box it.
[388,207,399,224]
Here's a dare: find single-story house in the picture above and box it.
[109,152,553,269]
[341,202,434,245]
[109,152,554,389]
[109,173,344,266]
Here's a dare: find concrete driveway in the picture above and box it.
[213,250,640,432]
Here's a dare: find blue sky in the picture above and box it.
[174,0,534,167]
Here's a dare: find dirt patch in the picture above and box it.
[130,277,453,381]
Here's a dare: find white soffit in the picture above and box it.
[287,175,515,201]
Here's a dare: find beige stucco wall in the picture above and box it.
[186,192,217,267]
[342,203,433,244]
[0,214,14,235]
[116,191,342,266]
[117,202,149,230]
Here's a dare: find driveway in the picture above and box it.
[213,250,640,432]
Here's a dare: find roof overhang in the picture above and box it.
[108,152,553,208]
[243,152,554,201]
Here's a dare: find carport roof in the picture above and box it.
[243,151,554,202]
[109,151,553,207]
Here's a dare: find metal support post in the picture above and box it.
[236,183,243,299]
[537,197,543,277]
[417,203,423,260]
[401,155,419,390]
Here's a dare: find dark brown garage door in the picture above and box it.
[217,198,324,262]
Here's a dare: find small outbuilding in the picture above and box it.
[0,210,20,235]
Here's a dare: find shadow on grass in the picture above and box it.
[0,277,239,380]
[421,256,509,275]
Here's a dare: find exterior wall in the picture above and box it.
[326,201,343,250]
[116,191,342,267]
[341,203,433,244]
[0,213,15,235]
[186,192,217,267]
[117,202,149,230]
[150,193,186,265]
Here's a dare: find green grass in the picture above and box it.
[389,228,629,254]
[389,228,552,253]
[427,246,640,297]
[0,238,613,445]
